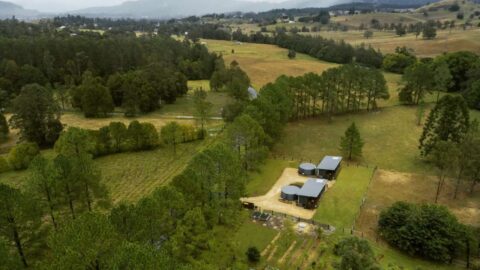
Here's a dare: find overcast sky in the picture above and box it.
[9,0,289,12]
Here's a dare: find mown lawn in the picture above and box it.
[232,219,278,258]
[313,166,374,229]
[246,159,297,197]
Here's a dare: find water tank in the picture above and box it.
[281,185,300,201]
[298,163,316,176]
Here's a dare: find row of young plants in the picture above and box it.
[0,120,204,173]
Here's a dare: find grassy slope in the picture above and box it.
[203,39,338,88]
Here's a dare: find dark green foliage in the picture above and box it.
[378,202,471,263]
[0,156,10,173]
[449,3,460,12]
[333,237,380,270]
[161,121,183,154]
[193,88,212,136]
[437,51,480,92]
[246,246,261,263]
[72,72,114,118]
[399,62,436,105]
[0,238,22,270]
[0,184,43,267]
[172,207,210,262]
[7,142,40,170]
[9,84,62,146]
[340,122,364,161]
[45,212,121,269]
[0,112,8,141]
[287,49,296,59]
[419,95,470,156]
[54,127,110,212]
[464,81,480,110]
[422,20,437,39]
[382,47,417,74]
[226,114,268,171]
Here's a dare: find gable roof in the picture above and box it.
[318,156,342,171]
[297,179,327,198]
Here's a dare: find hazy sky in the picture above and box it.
[9,0,288,12]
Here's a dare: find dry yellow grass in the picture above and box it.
[203,39,338,88]
[308,28,480,57]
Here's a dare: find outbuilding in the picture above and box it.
[297,179,327,209]
[298,163,316,176]
[317,156,342,180]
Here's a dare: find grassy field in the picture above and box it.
[246,159,297,197]
[273,106,431,173]
[203,39,338,88]
[0,140,211,204]
[357,169,480,236]
[314,166,374,229]
[308,28,480,57]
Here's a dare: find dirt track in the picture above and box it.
[242,168,326,219]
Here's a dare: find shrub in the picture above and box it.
[0,156,10,173]
[7,142,40,170]
[0,113,8,142]
[246,246,260,263]
[378,202,468,263]
[333,237,380,270]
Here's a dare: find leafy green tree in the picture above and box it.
[127,121,159,151]
[363,30,373,39]
[51,154,82,220]
[108,122,128,152]
[28,155,59,229]
[193,88,212,137]
[464,80,480,110]
[333,237,380,270]
[0,184,43,268]
[226,114,268,170]
[430,141,460,203]
[399,62,436,105]
[0,112,8,142]
[378,202,466,263]
[45,212,120,269]
[9,84,62,146]
[105,242,178,270]
[433,60,453,102]
[438,51,479,92]
[246,246,260,263]
[382,48,416,74]
[171,207,210,262]
[0,237,22,270]
[419,95,470,156]
[161,122,183,154]
[340,122,364,161]
[76,72,114,118]
[287,49,297,59]
[422,21,437,39]
[0,156,10,173]
[55,127,110,212]
[7,142,40,170]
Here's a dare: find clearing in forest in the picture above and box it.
[203,39,338,88]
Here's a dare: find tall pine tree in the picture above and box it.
[340,122,364,161]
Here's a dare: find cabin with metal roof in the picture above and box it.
[317,156,342,180]
[297,179,327,209]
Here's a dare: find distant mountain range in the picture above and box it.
[0,1,40,19]
[0,0,443,19]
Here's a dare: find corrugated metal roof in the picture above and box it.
[318,156,342,171]
[297,179,327,198]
